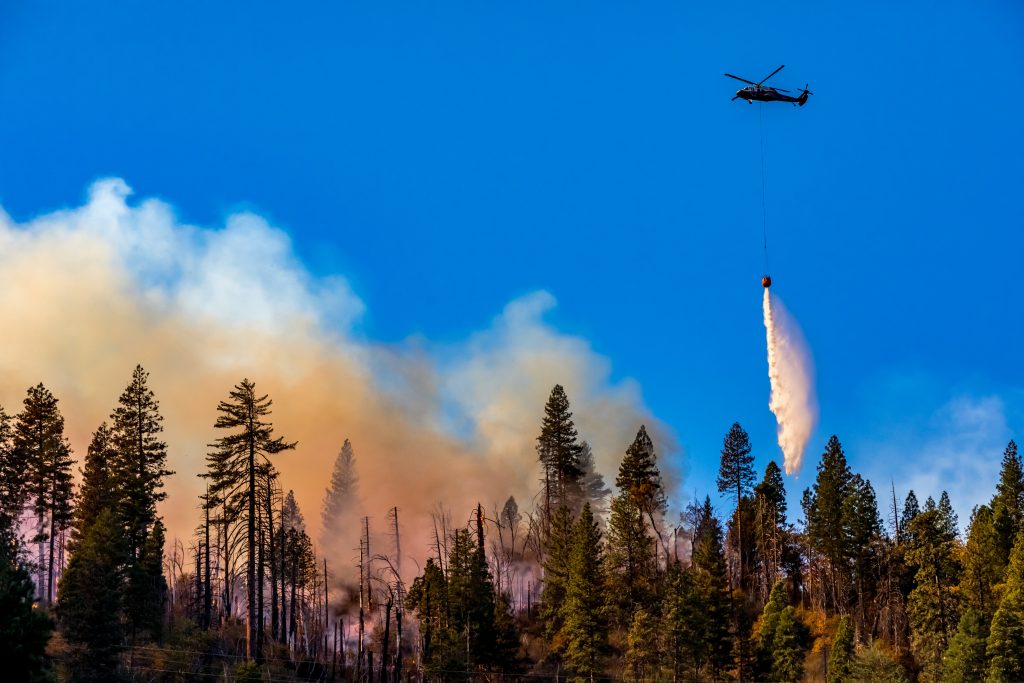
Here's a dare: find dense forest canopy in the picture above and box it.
[1,371,1023,681]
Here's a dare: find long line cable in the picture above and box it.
[759,102,769,274]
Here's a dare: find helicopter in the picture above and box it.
[725,65,812,106]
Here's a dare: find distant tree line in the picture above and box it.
[1,374,1024,681]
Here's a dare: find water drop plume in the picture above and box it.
[762,288,818,475]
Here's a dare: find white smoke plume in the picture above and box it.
[0,179,678,581]
[762,288,818,475]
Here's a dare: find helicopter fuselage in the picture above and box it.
[735,86,805,104]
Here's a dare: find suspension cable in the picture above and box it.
[759,102,769,274]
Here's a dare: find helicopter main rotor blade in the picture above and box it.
[724,73,756,85]
[757,64,785,85]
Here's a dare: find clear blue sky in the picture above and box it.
[2,1,1022,521]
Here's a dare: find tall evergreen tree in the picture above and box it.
[58,508,128,682]
[754,461,788,600]
[536,385,584,515]
[906,502,962,681]
[71,424,118,550]
[803,435,854,611]
[561,503,606,681]
[541,505,574,642]
[127,519,168,642]
[605,494,656,624]
[0,515,53,683]
[0,406,24,522]
[942,608,990,683]
[110,365,172,563]
[210,378,296,661]
[843,474,882,637]
[961,505,1004,620]
[828,615,856,683]
[991,441,1024,564]
[14,383,74,606]
[691,497,733,679]
[770,606,808,682]
[320,438,358,547]
[986,531,1024,682]
[902,490,921,536]
[606,425,665,622]
[661,562,705,680]
[756,581,789,679]
[718,423,755,585]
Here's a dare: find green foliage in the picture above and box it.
[986,532,1024,682]
[541,504,574,640]
[942,608,990,682]
[71,424,118,550]
[617,425,666,517]
[536,385,583,511]
[961,505,1004,619]
[991,441,1024,565]
[14,383,74,604]
[849,641,909,683]
[770,606,809,682]
[756,581,789,677]
[624,608,658,682]
[0,405,24,521]
[127,519,168,642]
[562,503,606,681]
[717,422,755,504]
[605,494,656,623]
[109,365,172,562]
[828,615,855,683]
[0,517,53,682]
[58,508,128,682]
[661,563,706,680]
[803,435,854,611]
[406,558,448,675]
[906,501,962,681]
[691,497,733,678]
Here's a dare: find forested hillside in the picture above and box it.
[2,369,1023,681]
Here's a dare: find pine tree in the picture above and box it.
[803,435,854,611]
[754,461,788,601]
[756,581,789,679]
[617,425,667,519]
[320,438,358,548]
[624,608,659,682]
[58,508,128,682]
[127,519,168,642]
[14,383,74,606]
[692,497,733,679]
[961,505,1004,620]
[986,532,1024,682]
[0,515,53,683]
[828,615,855,683]
[536,385,584,515]
[843,474,882,637]
[942,608,989,682]
[902,490,921,539]
[661,562,705,680]
[110,365,172,562]
[407,558,449,676]
[541,505,574,642]
[605,494,655,624]
[0,405,25,522]
[71,424,118,550]
[210,378,295,661]
[849,641,909,683]
[718,423,755,585]
[561,503,606,681]
[771,606,808,682]
[991,441,1024,564]
[906,503,962,680]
